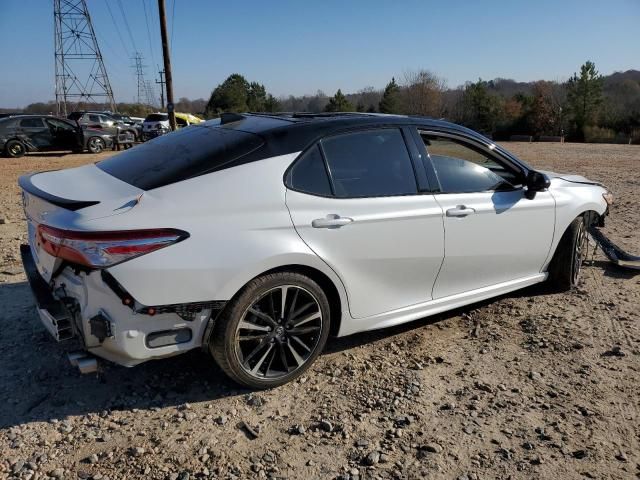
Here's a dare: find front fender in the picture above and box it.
[542,180,608,270]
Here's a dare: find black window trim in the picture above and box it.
[19,117,46,128]
[413,128,529,195]
[284,125,427,199]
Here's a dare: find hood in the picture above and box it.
[540,170,604,187]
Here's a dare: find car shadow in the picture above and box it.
[0,273,595,430]
[588,260,640,280]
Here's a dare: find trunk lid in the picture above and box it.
[20,164,144,281]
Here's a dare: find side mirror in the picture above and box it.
[525,171,551,199]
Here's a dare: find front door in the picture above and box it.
[415,131,555,299]
[286,128,445,319]
[46,118,81,151]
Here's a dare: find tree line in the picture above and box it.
[6,61,639,143]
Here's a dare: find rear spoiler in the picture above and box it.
[18,172,100,211]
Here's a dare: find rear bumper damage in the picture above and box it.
[20,244,226,370]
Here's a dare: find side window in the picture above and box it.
[20,118,45,128]
[46,118,75,131]
[321,129,417,198]
[288,145,332,196]
[421,134,522,193]
[88,114,101,123]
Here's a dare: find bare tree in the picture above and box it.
[402,70,447,117]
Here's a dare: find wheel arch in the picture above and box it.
[543,208,602,272]
[204,263,346,347]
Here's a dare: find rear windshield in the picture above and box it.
[145,113,168,122]
[97,125,264,190]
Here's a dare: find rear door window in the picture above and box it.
[287,145,332,196]
[20,118,45,128]
[320,128,418,197]
[97,125,264,190]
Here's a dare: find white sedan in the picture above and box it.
[19,113,611,388]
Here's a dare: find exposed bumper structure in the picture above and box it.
[20,244,226,369]
[589,227,640,270]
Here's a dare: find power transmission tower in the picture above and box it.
[54,0,116,116]
[145,80,156,108]
[132,52,149,105]
[156,69,166,109]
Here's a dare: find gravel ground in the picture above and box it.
[0,143,638,480]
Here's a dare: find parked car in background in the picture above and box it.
[68,111,140,141]
[18,113,611,388]
[141,112,203,140]
[1,115,113,157]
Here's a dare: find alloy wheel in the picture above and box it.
[234,285,323,380]
[9,142,24,156]
[88,137,104,153]
[572,219,587,284]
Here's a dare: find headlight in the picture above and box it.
[602,192,614,206]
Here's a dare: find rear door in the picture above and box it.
[415,130,555,299]
[18,117,52,149]
[286,127,444,319]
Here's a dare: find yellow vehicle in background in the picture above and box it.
[141,112,203,140]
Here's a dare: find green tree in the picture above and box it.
[566,61,603,138]
[460,79,504,135]
[264,94,280,113]
[205,74,250,116]
[325,89,353,112]
[378,78,401,114]
[247,82,267,111]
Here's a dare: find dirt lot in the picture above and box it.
[0,143,638,480]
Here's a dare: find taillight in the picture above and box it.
[37,225,188,268]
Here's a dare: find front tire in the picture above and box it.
[210,272,331,389]
[86,136,106,154]
[5,139,26,158]
[548,215,588,291]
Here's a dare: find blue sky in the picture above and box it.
[0,0,638,107]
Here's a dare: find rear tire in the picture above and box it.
[5,139,26,158]
[86,137,105,154]
[548,215,588,291]
[210,272,331,389]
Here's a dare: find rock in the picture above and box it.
[572,449,588,459]
[423,443,443,453]
[615,451,628,462]
[240,421,259,439]
[86,453,99,464]
[0,218,9,224]
[529,371,542,381]
[363,451,380,466]
[602,346,626,357]
[130,446,145,457]
[262,452,276,463]
[522,442,535,450]
[215,415,227,425]
[319,419,333,432]
[289,424,306,435]
[50,468,64,479]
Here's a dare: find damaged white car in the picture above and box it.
[20,113,616,388]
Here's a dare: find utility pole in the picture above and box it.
[156,69,166,109]
[158,0,176,130]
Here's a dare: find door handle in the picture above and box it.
[311,214,354,229]
[446,205,476,217]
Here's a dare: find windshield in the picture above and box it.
[145,113,168,122]
[97,125,264,190]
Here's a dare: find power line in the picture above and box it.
[104,0,129,57]
[170,0,176,55]
[142,0,158,68]
[116,0,137,53]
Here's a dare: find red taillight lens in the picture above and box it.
[37,225,188,268]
